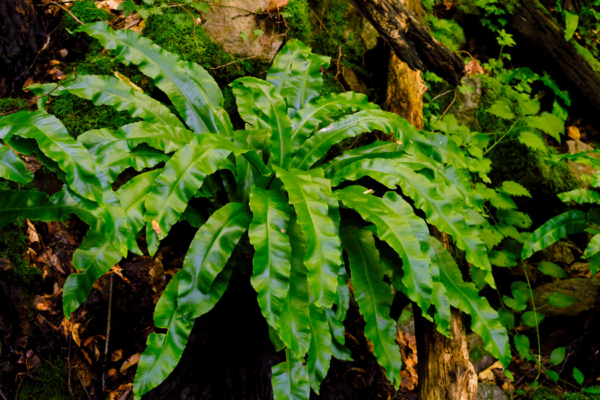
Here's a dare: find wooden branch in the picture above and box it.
[513,0,600,112]
[349,0,465,85]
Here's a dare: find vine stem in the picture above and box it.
[482,119,519,156]
[102,272,114,392]
[522,262,542,382]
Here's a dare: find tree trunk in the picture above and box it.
[416,307,478,400]
[513,0,600,112]
[386,56,426,129]
[349,0,465,85]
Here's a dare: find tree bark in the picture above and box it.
[386,56,426,129]
[416,308,478,400]
[513,0,600,112]
[349,0,465,85]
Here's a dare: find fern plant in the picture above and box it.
[0,22,510,399]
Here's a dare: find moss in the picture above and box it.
[469,344,486,362]
[285,0,312,44]
[63,0,112,32]
[425,15,466,52]
[532,386,596,400]
[47,93,137,138]
[17,360,70,400]
[572,40,600,74]
[0,98,32,114]
[0,219,39,283]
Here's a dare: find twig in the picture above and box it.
[300,0,329,34]
[48,2,84,25]
[124,19,141,30]
[78,373,92,400]
[0,386,7,400]
[333,46,345,91]
[210,55,260,69]
[176,6,202,61]
[102,273,114,392]
[67,334,73,396]
[14,377,23,400]
[430,89,454,104]
[439,89,458,119]
[0,74,78,116]
[28,222,62,274]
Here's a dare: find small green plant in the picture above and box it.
[1,22,511,400]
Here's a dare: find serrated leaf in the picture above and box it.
[248,187,292,329]
[521,210,588,259]
[496,209,532,229]
[335,186,433,313]
[564,10,579,41]
[573,367,584,385]
[538,261,568,278]
[275,167,341,308]
[0,111,102,202]
[514,333,534,361]
[522,311,545,327]
[340,225,402,389]
[501,181,531,197]
[0,146,34,184]
[430,237,510,366]
[498,308,515,330]
[525,113,564,142]
[488,99,515,119]
[518,131,547,153]
[76,22,233,136]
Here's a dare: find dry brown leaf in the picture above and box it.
[96,0,121,11]
[478,360,503,382]
[26,220,39,243]
[33,295,53,311]
[111,349,123,362]
[120,353,141,373]
[108,368,118,379]
[49,60,61,66]
[568,126,581,142]
[81,349,93,365]
[0,258,10,271]
[365,337,374,353]
[83,334,106,347]
[152,220,161,235]
[59,49,68,58]
[266,0,288,12]
[465,58,484,76]
[72,323,82,347]
[129,19,146,34]
[21,155,42,173]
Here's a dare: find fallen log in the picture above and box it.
[349,0,465,85]
[513,0,600,112]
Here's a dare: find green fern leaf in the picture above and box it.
[133,274,193,400]
[323,140,402,178]
[333,158,494,287]
[340,225,402,389]
[335,185,433,313]
[325,309,352,361]
[521,210,588,259]
[279,215,312,358]
[0,146,34,184]
[177,202,252,319]
[0,190,48,229]
[585,234,600,258]
[29,75,185,131]
[143,134,245,255]
[274,167,341,308]
[93,144,169,183]
[0,111,102,202]
[266,39,330,116]
[291,92,379,150]
[117,169,162,235]
[290,110,412,170]
[272,351,310,400]
[430,237,510,366]
[558,188,600,204]
[307,302,332,394]
[76,22,233,136]
[248,187,292,329]
[231,77,293,167]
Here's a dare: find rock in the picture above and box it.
[361,22,379,50]
[467,333,496,374]
[450,76,483,130]
[201,0,283,62]
[476,382,509,400]
[566,261,592,278]
[565,140,600,184]
[531,278,600,317]
[342,68,371,96]
[541,240,575,265]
